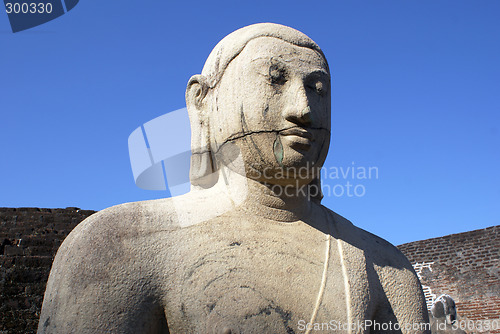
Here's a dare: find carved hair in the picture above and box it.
[201,23,328,88]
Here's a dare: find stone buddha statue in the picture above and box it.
[38,23,429,334]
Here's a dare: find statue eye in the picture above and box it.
[269,64,287,85]
[307,80,328,96]
[315,81,323,94]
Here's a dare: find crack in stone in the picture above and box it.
[240,104,267,166]
[207,126,330,156]
[189,125,330,176]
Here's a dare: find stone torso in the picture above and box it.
[155,209,349,334]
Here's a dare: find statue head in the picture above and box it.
[431,294,457,325]
[186,23,331,199]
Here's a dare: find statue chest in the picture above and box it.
[162,220,350,333]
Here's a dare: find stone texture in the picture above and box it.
[38,23,429,333]
[1,206,497,333]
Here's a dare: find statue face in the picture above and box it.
[210,37,331,186]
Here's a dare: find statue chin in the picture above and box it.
[226,146,323,186]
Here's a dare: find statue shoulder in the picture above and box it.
[324,208,428,327]
[325,208,414,271]
[39,199,180,333]
[55,198,183,264]
[72,199,179,236]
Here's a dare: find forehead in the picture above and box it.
[234,37,328,73]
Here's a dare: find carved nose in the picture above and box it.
[284,82,312,127]
[285,105,313,127]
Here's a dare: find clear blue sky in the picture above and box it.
[1,0,499,245]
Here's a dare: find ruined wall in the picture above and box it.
[0,208,96,334]
[398,226,500,334]
[0,207,498,333]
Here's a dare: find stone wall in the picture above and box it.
[0,208,95,334]
[0,207,498,333]
[398,226,500,334]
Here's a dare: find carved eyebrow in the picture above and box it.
[251,57,327,71]
[252,58,289,74]
[250,56,268,62]
[250,58,328,80]
[305,69,330,79]
[249,56,293,64]
[251,58,278,75]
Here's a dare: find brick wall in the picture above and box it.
[0,208,95,334]
[398,226,500,334]
[0,207,498,333]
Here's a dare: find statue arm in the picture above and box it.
[326,212,429,333]
[37,206,169,334]
[372,259,431,334]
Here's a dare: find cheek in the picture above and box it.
[240,94,281,130]
[242,134,284,177]
[311,98,330,129]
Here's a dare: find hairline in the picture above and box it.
[208,35,328,89]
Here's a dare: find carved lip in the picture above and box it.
[279,127,314,140]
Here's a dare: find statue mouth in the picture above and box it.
[279,127,314,140]
[279,127,314,150]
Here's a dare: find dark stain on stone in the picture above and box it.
[180,303,187,317]
[240,104,267,165]
[203,272,231,290]
[244,304,294,334]
[207,302,216,312]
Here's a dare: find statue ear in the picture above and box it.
[186,75,217,188]
[186,74,209,110]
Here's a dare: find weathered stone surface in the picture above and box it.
[38,23,429,333]
[1,210,496,333]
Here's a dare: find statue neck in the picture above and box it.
[214,166,313,222]
[242,179,313,222]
